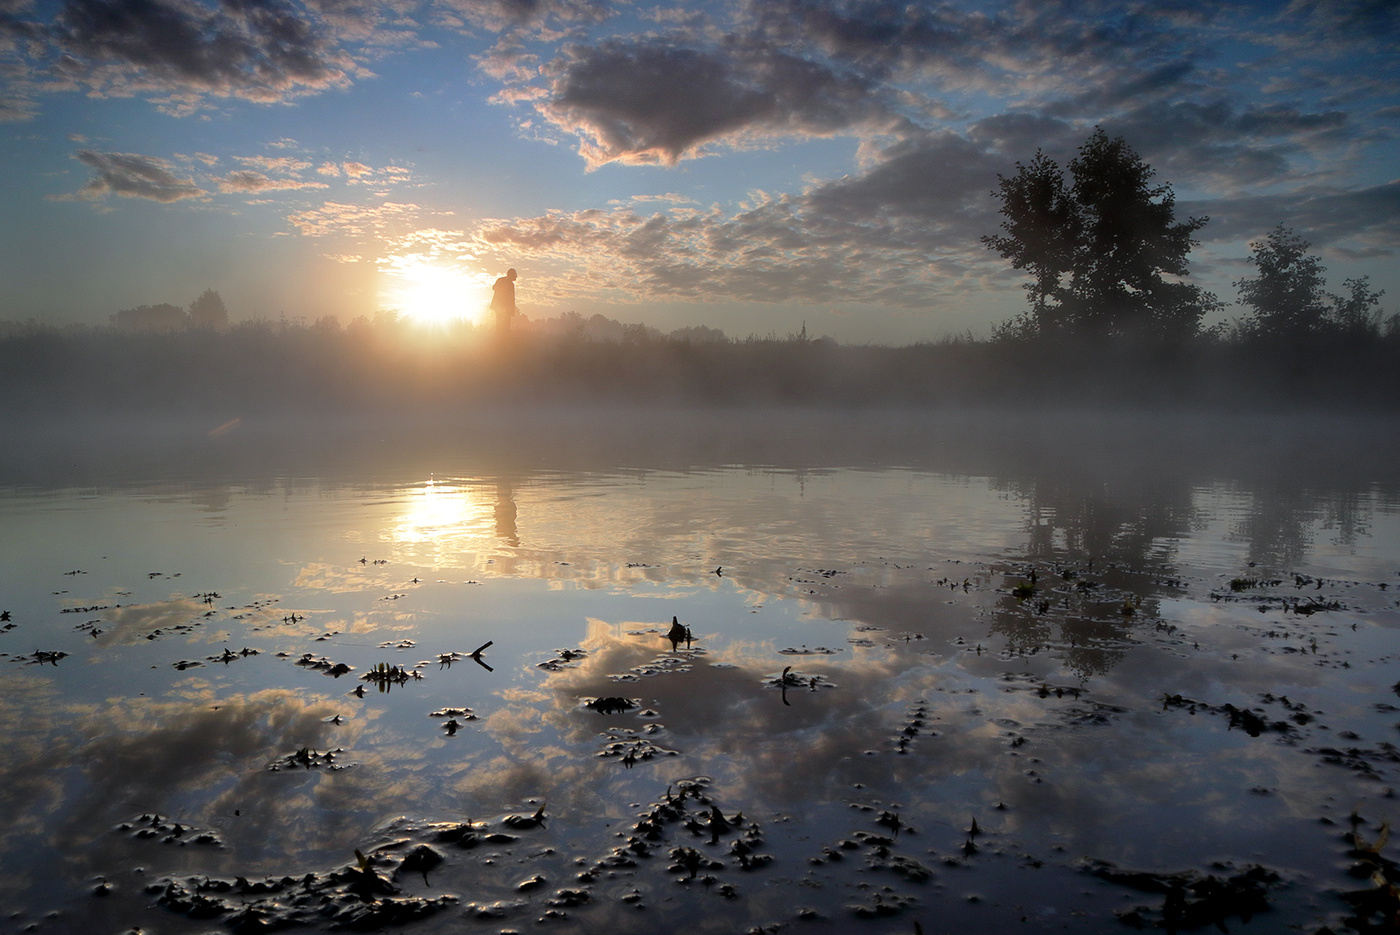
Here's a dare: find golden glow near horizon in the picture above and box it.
[380,254,490,326]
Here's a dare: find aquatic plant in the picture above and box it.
[359,661,421,691]
[1343,817,1400,933]
[503,802,547,830]
[585,696,636,714]
[1087,859,1277,931]
[667,615,692,650]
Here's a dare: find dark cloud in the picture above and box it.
[806,132,998,220]
[67,149,206,201]
[966,112,1081,161]
[539,36,901,165]
[1187,180,1400,251]
[749,0,1216,98]
[1099,100,1351,190]
[1273,0,1400,52]
[472,132,1003,307]
[48,0,356,105]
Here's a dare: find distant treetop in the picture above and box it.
[189,289,229,329]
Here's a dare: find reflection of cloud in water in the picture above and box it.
[293,561,392,594]
[0,673,68,904]
[514,621,1345,877]
[536,627,979,802]
[92,597,210,646]
[41,690,382,875]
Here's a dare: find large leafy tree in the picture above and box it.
[983,128,1216,340]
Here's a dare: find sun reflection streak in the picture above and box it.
[386,479,506,569]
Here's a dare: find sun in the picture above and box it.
[381,255,486,326]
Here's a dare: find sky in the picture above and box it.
[1,0,1397,343]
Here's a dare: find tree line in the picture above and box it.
[982,127,1392,345]
[108,289,230,332]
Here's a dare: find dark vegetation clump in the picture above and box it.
[1087,860,1278,932]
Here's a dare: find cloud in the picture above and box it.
[470,112,1400,313]
[44,0,363,110]
[63,149,206,202]
[286,199,422,237]
[1268,0,1400,56]
[749,0,1218,102]
[434,0,612,33]
[235,153,313,172]
[535,35,904,166]
[217,168,328,192]
[470,131,1003,307]
[1185,180,1400,252]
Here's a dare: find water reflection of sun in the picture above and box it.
[381,255,487,326]
[392,480,493,550]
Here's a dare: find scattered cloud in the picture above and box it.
[470,142,999,309]
[61,149,206,202]
[217,169,328,193]
[287,199,423,237]
[433,0,612,34]
[235,154,314,173]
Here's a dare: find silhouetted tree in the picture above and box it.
[189,289,229,329]
[1233,225,1329,338]
[984,128,1216,340]
[1233,225,1387,341]
[1331,276,1389,339]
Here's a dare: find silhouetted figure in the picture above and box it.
[491,268,517,338]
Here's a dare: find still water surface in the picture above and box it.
[2,411,1399,934]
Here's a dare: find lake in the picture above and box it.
[2,409,1399,935]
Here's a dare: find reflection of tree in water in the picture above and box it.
[1323,488,1373,549]
[988,474,1195,681]
[1232,482,1381,568]
[1230,485,1315,571]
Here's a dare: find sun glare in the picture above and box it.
[391,479,492,549]
[381,256,485,326]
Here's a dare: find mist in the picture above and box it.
[3,314,1398,424]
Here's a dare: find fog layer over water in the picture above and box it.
[2,410,1398,934]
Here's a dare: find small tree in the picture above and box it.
[189,289,229,329]
[983,128,1216,340]
[1330,276,1388,339]
[1234,225,1388,341]
[1233,225,1329,338]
